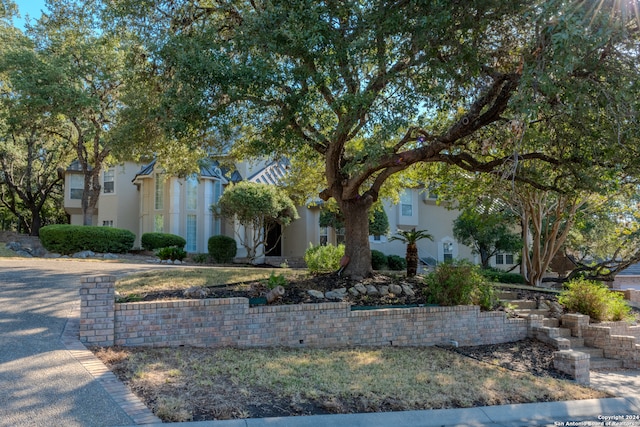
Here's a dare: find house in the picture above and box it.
[63,159,518,270]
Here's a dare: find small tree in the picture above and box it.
[214,182,298,262]
[390,229,433,278]
[453,205,521,269]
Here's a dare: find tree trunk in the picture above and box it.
[340,198,373,279]
[406,243,418,277]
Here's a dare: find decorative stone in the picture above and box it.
[103,253,119,259]
[308,290,325,299]
[348,287,360,296]
[15,250,33,258]
[401,284,415,297]
[183,286,208,299]
[44,253,62,259]
[326,288,347,301]
[5,242,21,251]
[354,283,367,295]
[366,285,379,296]
[389,284,403,295]
[73,250,95,259]
[379,285,389,296]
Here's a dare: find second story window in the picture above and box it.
[103,168,115,194]
[186,176,198,210]
[70,174,83,200]
[400,191,412,217]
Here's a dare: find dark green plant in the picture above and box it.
[263,271,288,289]
[141,232,186,251]
[304,243,345,274]
[156,246,187,261]
[390,228,433,277]
[558,278,632,322]
[480,268,525,284]
[387,255,407,271]
[425,260,495,310]
[191,253,210,264]
[369,207,389,237]
[39,224,135,254]
[208,235,237,263]
[371,249,388,270]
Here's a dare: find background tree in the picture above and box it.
[453,204,521,270]
[108,0,640,278]
[214,181,299,262]
[390,229,433,278]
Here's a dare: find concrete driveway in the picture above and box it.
[0,258,164,427]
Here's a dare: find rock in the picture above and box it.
[103,253,119,259]
[389,284,403,295]
[538,299,550,310]
[72,250,95,259]
[401,284,415,297]
[174,260,182,265]
[44,253,62,259]
[308,290,325,299]
[183,286,208,299]
[366,285,379,296]
[354,283,367,295]
[5,241,21,251]
[379,285,389,296]
[325,288,347,301]
[15,250,33,258]
[348,287,360,297]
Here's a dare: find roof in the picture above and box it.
[133,159,229,183]
[247,160,289,185]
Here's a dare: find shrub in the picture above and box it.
[141,233,186,251]
[191,253,210,264]
[424,260,496,310]
[156,246,187,261]
[480,268,525,284]
[387,255,407,271]
[371,249,388,270]
[263,271,288,289]
[208,235,237,263]
[304,243,345,274]
[558,278,632,322]
[39,224,135,254]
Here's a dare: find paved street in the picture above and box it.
[0,258,162,427]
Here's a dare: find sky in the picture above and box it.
[12,0,48,30]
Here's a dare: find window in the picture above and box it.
[103,168,115,194]
[443,242,453,262]
[186,176,198,210]
[320,226,328,246]
[505,253,514,264]
[102,220,113,227]
[496,253,514,265]
[154,174,164,210]
[212,180,223,235]
[154,214,164,233]
[400,191,412,217]
[496,253,504,264]
[336,227,345,245]
[186,214,197,252]
[70,174,84,200]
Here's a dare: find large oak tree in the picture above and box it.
[110,0,640,278]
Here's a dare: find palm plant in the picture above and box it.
[390,228,433,277]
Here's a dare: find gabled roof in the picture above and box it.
[247,160,289,185]
[133,159,229,184]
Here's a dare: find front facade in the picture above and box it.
[63,159,517,270]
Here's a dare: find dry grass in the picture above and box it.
[115,267,308,297]
[94,346,608,422]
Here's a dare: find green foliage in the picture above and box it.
[481,268,526,284]
[191,253,210,264]
[387,255,407,271]
[156,246,187,262]
[141,232,186,251]
[453,206,521,269]
[39,224,135,254]
[369,208,389,237]
[263,272,288,289]
[370,250,388,270]
[389,229,433,245]
[304,243,345,274]
[207,235,237,264]
[558,278,632,322]
[425,260,497,310]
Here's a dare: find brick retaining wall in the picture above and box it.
[79,276,529,349]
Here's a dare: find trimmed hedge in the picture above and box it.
[371,249,388,270]
[40,224,135,254]
[141,232,186,251]
[208,235,237,263]
[387,254,407,271]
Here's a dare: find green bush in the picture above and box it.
[304,243,345,274]
[141,233,186,251]
[39,224,135,254]
[480,268,525,284]
[208,235,237,263]
[156,246,187,261]
[191,253,210,264]
[387,255,407,271]
[425,260,496,310]
[371,249,388,270]
[558,278,632,322]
